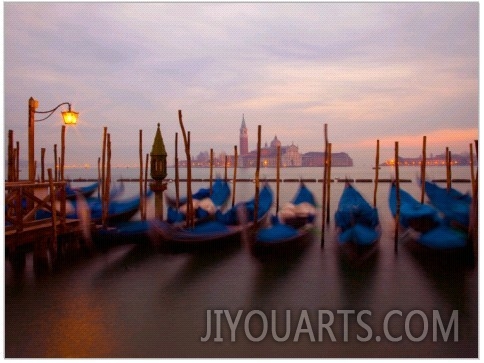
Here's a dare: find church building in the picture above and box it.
[239,114,249,156]
[239,116,302,167]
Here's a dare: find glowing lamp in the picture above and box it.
[62,106,79,125]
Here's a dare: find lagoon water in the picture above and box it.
[5,166,478,357]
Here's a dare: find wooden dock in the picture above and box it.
[5,179,84,272]
[5,218,81,247]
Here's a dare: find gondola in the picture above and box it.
[390,182,473,266]
[151,183,273,252]
[165,178,231,223]
[36,190,152,227]
[93,220,153,247]
[402,224,473,267]
[389,182,440,233]
[89,191,152,226]
[65,181,99,200]
[252,182,316,256]
[423,180,471,230]
[277,182,317,228]
[335,182,380,261]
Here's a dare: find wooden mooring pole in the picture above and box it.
[394,141,400,254]
[254,125,262,226]
[175,133,180,209]
[101,127,107,227]
[420,136,427,204]
[41,148,46,183]
[61,125,66,181]
[48,167,58,248]
[13,146,17,181]
[54,144,58,182]
[144,153,149,220]
[232,145,238,208]
[209,148,214,196]
[97,157,101,199]
[187,131,194,228]
[104,134,112,228]
[326,142,332,225]
[276,144,281,215]
[178,110,194,228]
[373,140,380,208]
[469,141,478,260]
[139,130,145,221]
[8,130,14,182]
[446,147,451,192]
[15,141,20,182]
[321,123,328,247]
[470,143,476,194]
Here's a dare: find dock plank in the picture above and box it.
[5,219,81,247]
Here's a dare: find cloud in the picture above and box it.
[4,2,478,167]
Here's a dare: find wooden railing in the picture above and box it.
[5,178,67,235]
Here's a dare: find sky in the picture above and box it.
[3,2,479,168]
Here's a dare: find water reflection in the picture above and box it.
[44,293,117,357]
[94,243,159,279]
[337,248,380,310]
[5,170,478,358]
[162,242,242,292]
[404,242,476,312]
[249,239,310,307]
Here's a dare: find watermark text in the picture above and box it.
[201,309,458,343]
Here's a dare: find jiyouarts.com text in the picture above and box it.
[201,309,459,343]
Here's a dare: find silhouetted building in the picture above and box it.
[383,153,477,166]
[301,151,353,167]
[241,135,302,167]
[176,116,354,168]
[239,114,249,156]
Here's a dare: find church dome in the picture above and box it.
[270,135,281,149]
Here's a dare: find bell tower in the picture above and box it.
[239,114,248,156]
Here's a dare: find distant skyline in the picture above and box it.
[4,2,478,170]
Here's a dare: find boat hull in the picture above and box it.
[93,207,139,227]
[150,219,247,252]
[93,220,153,247]
[65,182,99,201]
[335,183,381,265]
[404,236,474,269]
[252,225,313,258]
[338,238,379,266]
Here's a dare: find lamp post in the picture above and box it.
[150,123,168,220]
[28,97,79,182]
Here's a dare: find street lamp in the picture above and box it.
[28,97,79,182]
[150,123,168,181]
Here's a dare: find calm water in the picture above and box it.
[5,166,478,357]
